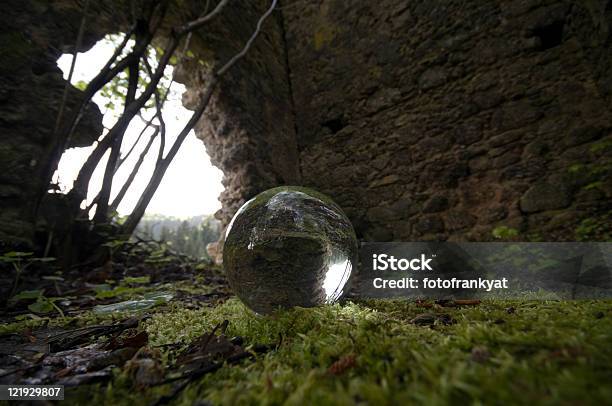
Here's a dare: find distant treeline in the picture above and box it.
[135,214,220,259]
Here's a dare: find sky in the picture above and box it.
[55,36,224,218]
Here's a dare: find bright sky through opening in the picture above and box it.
[55,36,223,218]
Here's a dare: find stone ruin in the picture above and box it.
[1,0,610,253]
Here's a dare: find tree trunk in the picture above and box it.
[121,78,217,236]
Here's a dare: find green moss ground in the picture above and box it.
[62,297,611,405]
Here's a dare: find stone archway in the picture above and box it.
[2,0,611,249]
[173,2,302,260]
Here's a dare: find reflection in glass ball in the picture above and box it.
[223,186,358,314]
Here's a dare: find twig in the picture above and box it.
[108,127,160,213]
[52,0,90,137]
[67,0,222,212]
[116,119,152,168]
[151,344,271,406]
[217,0,278,76]
[93,52,141,223]
[177,0,230,35]
[121,0,278,235]
[0,354,49,379]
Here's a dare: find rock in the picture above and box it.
[564,126,604,148]
[414,215,445,234]
[0,1,108,246]
[366,206,397,222]
[523,140,550,157]
[473,91,504,110]
[445,210,477,231]
[418,67,447,90]
[364,226,393,242]
[223,186,357,314]
[390,198,421,217]
[455,120,484,145]
[206,241,223,265]
[369,174,401,188]
[366,88,402,113]
[481,206,508,223]
[491,100,542,131]
[410,313,436,326]
[371,155,390,171]
[520,182,571,213]
[392,221,413,238]
[410,312,455,326]
[422,195,449,213]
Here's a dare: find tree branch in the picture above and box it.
[120,78,217,236]
[52,0,90,138]
[68,24,171,211]
[120,0,278,236]
[109,126,160,214]
[93,55,140,224]
[217,0,278,76]
[177,0,230,35]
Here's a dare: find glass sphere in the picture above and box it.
[223,186,357,314]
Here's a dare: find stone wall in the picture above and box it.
[0,0,300,249]
[278,0,612,242]
[0,0,110,246]
[179,2,301,233]
[1,0,610,249]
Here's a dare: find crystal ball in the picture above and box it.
[223,186,358,314]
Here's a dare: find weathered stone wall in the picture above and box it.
[179,2,301,229]
[1,0,610,249]
[0,0,299,249]
[280,0,612,241]
[0,0,109,246]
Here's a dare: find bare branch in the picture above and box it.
[155,102,167,165]
[53,0,90,137]
[217,0,278,76]
[83,121,159,215]
[117,120,149,167]
[120,78,217,236]
[120,0,279,236]
[62,23,138,146]
[141,53,169,166]
[122,42,177,168]
[65,0,231,211]
[177,0,230,35]
[61,4,170,211]
[109,126,160,213]
[93,55,140,223]
[69,32,175,208]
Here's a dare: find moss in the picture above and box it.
[491,225,519,240]
[575,214,612,241]
[0,31,35,75]
[314,26,335,50]
[565,160,611,191]
[567,164,585,174]
[526,232,544,242]
[583,181,604,191]
[0,308,140,335]
[6,294,611,405]
[589,139,612,154]
[138,298,612,405]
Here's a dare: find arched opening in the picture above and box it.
[54,34,224,258]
